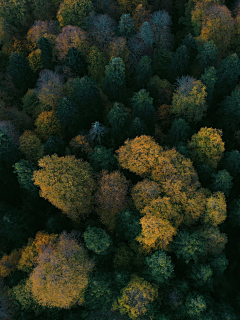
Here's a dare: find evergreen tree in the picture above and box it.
[115,209,141,241]
[211,170,233,197]
[167,118,191,146]
[197,40,218,70]
[200,66,217,105]
[168,45,190,81]
[129,117,149,138]
[118,14,136,38]
[88,145,117,172]
[65,47,87,77]
[139,21,154,48]
[13,159,38,196]
[38,36,53,70]
[107,102,129,142]
[103,57,126,102]
[43,136,66,157]
[135,55,152,89]
[180,33,198,62]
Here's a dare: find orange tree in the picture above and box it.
[32,154,96,221]
[28,231,94,308]
[34,110,62,141]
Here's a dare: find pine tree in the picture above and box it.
[65,47,87,77]
[168,45,190,81]
[38,36,53,70]
[135,55,152,89]
[118,13,136,38]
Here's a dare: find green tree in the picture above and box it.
[8,52,34,92]
[189,263,213,287]
[153,49,173,79]
[88,145,117,172]
[44,136,65,156]
[129,117,149,138]
[197,40,218,70]
[139,21,154,48]
[57,96,79,129]
[118,14,136,38]
[19,130,44,163]
[65,47,87,77]
[185,292,207,318]
[167,118,191,146]
[180,33,198,62]
[168,45,190,81]
[83,226,112,255]
[171,76,208,122]
[103,57,126,102]
[57,0,94,28]
[87,46,108,86]
[200,66,217,104]
[144,250,174,284]
[34,110,62,141]
[13,159,38,196]
[211,170,233,197]
[32,154,96,221]
[115,209,141,241]
[38,36,53,70]
[135,55,152,89]
[21,89,40,118]
[220,150,240,177]
[188,127,225,168]
[107,102,129,142]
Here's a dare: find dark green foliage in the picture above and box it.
[131,89,155,134]
[129,116,149,138]
[211,169,233,197]
[107,102,129,140]
[135,55,152,89]
[113,270,131,291]
[83,226,113,255]
[84,272,117,312]
[200,66,217,105]
[215,53,240,97]
[57,96,79,127]
[172,230,206,264]
[180,33,198,61]
[220,150,240,177]
[184,292,207,318]
[88,145,117,172]
[195,163,215,187]
[118,14,135,38]
[43,136,66,156]
[8,53,35,92]
[228,198,240,227]
[209,254,229,276]
[103,57,126,102]
[189,264,213,287]
[197,41,218,70]
[38,37,53,70]
[21,89,40,118]
[168,45,190,81]
[115,209,141,241]
[153,49,173,79]
[167,118,191,146]
[0,51,9,73]
[65,47,87,77]
[13,159,38,196]
[143,250,174,284]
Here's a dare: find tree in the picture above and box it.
[116,274,158,319]
[167,118,191,146]
[32,154,96,221]
[44,136,65,156]
[211,170,233,197]
[27,20,60,45]
[28,231,94,308]
[172,230,206,264]
[129,117,149,138]
[136,214,177,251]
[153,49,173,79]
[103,57,126,102]
[132,4,151,30]
[135,55,152,89]
[21,89,40,118]
[65,47,87,77]
[83,226,112,255]
[13,159,38,196]
[197,40,218,70]
[55,26,88,61]
[57,0,94,28]
[95,170,129,231]
[144,250,174,284]
[87,46,108,86]
[197,5,234,55]
[19,130,44,163]
[88,121,109,145]
[116,0,147,14]
[34,110,62,141]
[89,13,116,48]
[200,66,217,104]
[185,293,207,318]
[170,76,208,122]
[118,14,135,38]
[88,145,117,172]
[196,226,227,255]
[68,134,93,160]
[220,150,240,177]
[28,49,43,73]
[188,127,225,168]
[130,89,155,133]
[189,263,213,287]
[180,33,198,62]
[131,179,161,212]
[8,52,34,92]
[115,135,163,177]
[215,53,240,98]
[168,45,190,81]
[115,209,141,241]
[107,102,129,140]
[0,250,21,277]
[38,36,53,70]
[138,22,154,48]
[57,96,79,128]
[149,9,174,51]
[36,69,64,108]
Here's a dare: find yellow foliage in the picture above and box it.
[34,110,62,141]
[0,250,21,277]
[204,191,227,226]
[182,189,207,225]
[69,134,93,154]
[19,130,44,162]
[197,226,227,255]
[116,135,163,177]
[28,49,43,72]
[117,274,158,319]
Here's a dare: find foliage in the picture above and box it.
[118,14,136,38]
[69,134,93,159]
[28,49,43,73]
[189,263,213,287]
[107,102,129,138]
[167,118,191,146]
[168,45,190,81]
[185,292,207,318]
[196,226,227,255]
[103,57,126,102]
[38,36,53,70]
[44,136,66,157]
[0,250,21,277]
[115,209,141,241]
[211,170,233,197]
[27,20,60,45]
[188,127,225,168]
[88,145,117,172]
[57,0,94,28]
[19,130,44,163]
[139,22,154,48]
[95,170,129,231]
[200,66,217,104]
[87,46,108,86]
[21,89,40,118]
[115,135,163,177]
[116,274,158,319]
[129,117,149,138]
[13,159,38,196]
[34,110,62,141]
[83,226,112,255]
[171,76,208,122]
[144,250,174,284]
[220,150,240,177]
[57,96,79,128]
[28,231,95,308]
[88,121,109,145]
[197,40,218,70]
[32,154,96,221]
[65,47,87,78]
[135,55,152,89]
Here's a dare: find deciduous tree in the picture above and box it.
[34,110,62,141]
[19,130,44,163]
[83,226,112,255]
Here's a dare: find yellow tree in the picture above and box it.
[182,189,207,225]
[28,231,94,308]
[115,135,163,177]
[34,110,62,141]
[19,130,44,162]
[188,127,225,168]
[95,170,129,231]
[32,154,96,221]
[115,274,158,319]
[203,191,227,226]
[0,250,21,277]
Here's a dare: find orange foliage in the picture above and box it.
[95,170,129,231]
[132,4,151,30]
[182,189,207,225]
[0,250,21,277]
[204,191,227,226]
[34,110,62,141]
